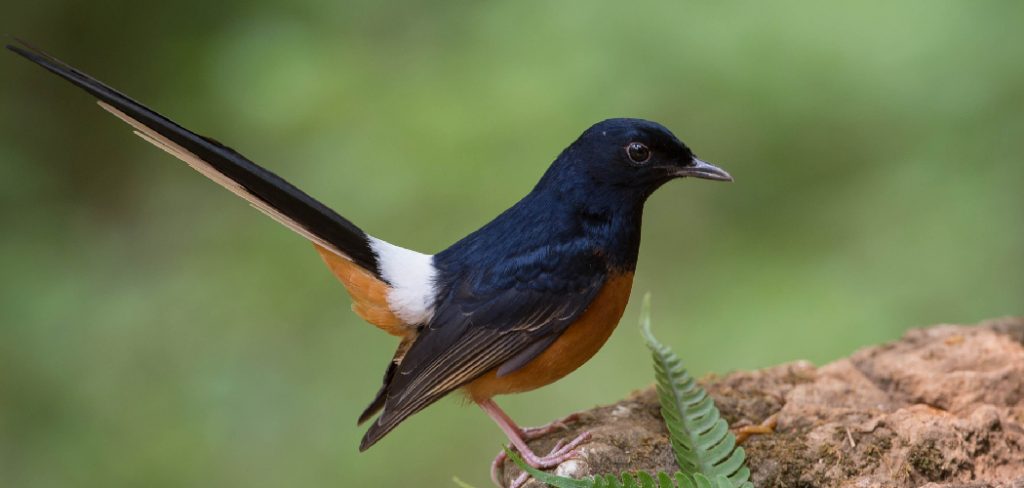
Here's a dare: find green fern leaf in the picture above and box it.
[639,294,751,486]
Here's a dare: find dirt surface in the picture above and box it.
[499,317,1024,487]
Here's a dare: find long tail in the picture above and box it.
[9,40,443,435]
[6,39,383,278]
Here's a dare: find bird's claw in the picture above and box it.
[490,430,591,487]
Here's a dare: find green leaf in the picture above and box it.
[675,472,696,488]
[640,293,751,486]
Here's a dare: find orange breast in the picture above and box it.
[314,244,412,338]
[462,272,634,402]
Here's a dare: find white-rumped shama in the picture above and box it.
[8,40,732,482]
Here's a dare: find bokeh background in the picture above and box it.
[1,1,1021,486]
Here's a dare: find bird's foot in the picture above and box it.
[518,430,591,467]
[734,413,778,445]
[491,431,591,487]
[490,412,583,486]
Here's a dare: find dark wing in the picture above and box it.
[6,40,382,277]
[359,241,608,449]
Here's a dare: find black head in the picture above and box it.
[542,118,731,200]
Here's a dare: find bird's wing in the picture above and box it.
[7,40,433,334]
[359,241,608,449]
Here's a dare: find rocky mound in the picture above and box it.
[499,318,1024,488]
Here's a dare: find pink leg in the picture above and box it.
[480,399,590,487]
[520,412,582,438]
[490,413,581,480]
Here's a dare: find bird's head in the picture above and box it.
[543,118,731,202]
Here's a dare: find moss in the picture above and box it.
[861,430,894,463]
[743,433,822,488]
[704,381,784,431]
[908,439,948,481]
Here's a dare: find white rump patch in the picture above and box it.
[369,237,437,325]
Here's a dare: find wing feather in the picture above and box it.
[359,245,607,450]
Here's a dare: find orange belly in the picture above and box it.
[462,272,634,402]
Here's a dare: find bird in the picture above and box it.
[8,40,732,484]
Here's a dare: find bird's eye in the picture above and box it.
[626,142,651,164]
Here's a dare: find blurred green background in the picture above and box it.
[1,1,1021,486]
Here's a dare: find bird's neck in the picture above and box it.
[527,184,647,271]
[436,180,650,273]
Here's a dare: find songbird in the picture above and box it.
[8,40,732,481]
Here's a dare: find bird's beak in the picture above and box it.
[674,158,733,182]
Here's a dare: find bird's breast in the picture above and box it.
[463,271,634,401]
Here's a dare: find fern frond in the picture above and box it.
[639,294,751,486]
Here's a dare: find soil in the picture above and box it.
[499,317,1024,488]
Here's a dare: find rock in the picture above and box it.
[499,317,1024,488]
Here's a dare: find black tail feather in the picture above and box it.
[6,40,382,278]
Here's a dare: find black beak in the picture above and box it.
[674,158,733,182]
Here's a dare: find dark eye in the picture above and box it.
[626,142,651,164]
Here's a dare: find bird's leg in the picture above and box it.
[489,412,583,486]
[479,399,591,464]
[734,413,778,445]
[479,399,591,487]
[519,412,581,439]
